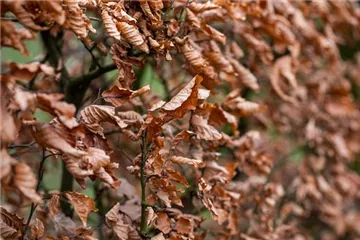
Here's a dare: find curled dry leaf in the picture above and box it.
[0,20,35,56]
[9,62,54,81]
[80,105,128,136]
[170,156,205,168]
[53,212,77,237]
[0,207,25,240]
[228,58,260,92]
[105,203,140,240]
[191,114,222,141]
[30,218,44,238]
[63,147,120,189]
[49,194,60,218]
[116,21,149,53]
[109,43,144,89]
[1,76,27,144]
[223,90,262,117]
[145,75,203,140]
[64,191,98,226]
[101,9,121,41]
[36,93,78,129]
[0,149,16,183]
[174,38,218,89]
[269,56,298,104]
[14,162,42,204]
[154,212,171,234]
[102,85,150,107]
[30,122,86,157]
[161,75,203,120]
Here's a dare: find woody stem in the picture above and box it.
[140,130,149,236]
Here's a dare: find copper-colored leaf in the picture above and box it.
[116,21,149,53]
[36,93,78,129]
[102,85,150,107]
[0,207,25,240]
[64,191,98,226]
[80,105,128,136]
[49,194,60,218]
[9,62,54,81]
[155,212,171,234]
[170,156,205,168]
[161,75,202,120]
[105,203,140,240]
[14,162,42,204]
[30,122,86,157]
[191,114,222,141]
[30,218,44,238]
[0,149,15,183]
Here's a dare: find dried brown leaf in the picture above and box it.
[14,162,42,204]
[64,191,98,226]
[49,194,60,218]
[0,207,25,240]
[30,122,86,157]
[191,114,222,141]
[30,218,44,238]
[155,212,171,234]
[102,85,150,107]
[170,156,205,168]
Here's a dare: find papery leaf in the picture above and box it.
[0,149,15,183]
[102,85,150,107]
[228,58,259,92]
[30,218,44,238]
[170,156,205,168]
[0,20,35,55]
[9,62,54,81]
[269,56,298,104]
[80,105,128,136]
[116,111,144,127]
[191,114,222,141]
[109,43,144,89]
[64,191,98,226]
[174,38,218,89]
[0,207,25,240]
[101,9,121,41]
[62,0,94,41]
[174,216,194,235]
[30,122,86,157]
[53,212,77,237]
[154,212,171,234]
[189,1,220,13]
[63,147,120,189]
[49,194,60,218]
[149,178,183,207]
[223,90,262,117]
[161,75,202,120]
[105,203,140,240]
[116,21,149,53]
[14,162,42,204]
[36,93,78,129]
[1,76,26,144]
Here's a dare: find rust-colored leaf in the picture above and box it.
[64,191,98,226]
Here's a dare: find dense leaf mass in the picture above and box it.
[1,0,360,240]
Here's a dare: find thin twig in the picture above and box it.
[1,17,18,22]
[69,63,117,88]
[22,149,46,240]
[140,130,149,236]
[7,142,36,149]
[89,16,102,22]
[84,44,103,69]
